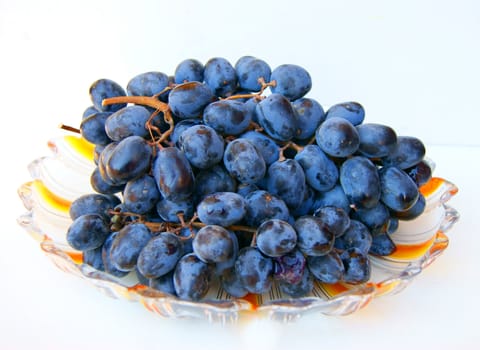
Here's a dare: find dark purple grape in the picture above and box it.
[89,78,126,113]
[203,100,252,136]
[90,167,125,195]
[66,214,110,251]
[109,223,152,272]
[266,159,307,209]
[307,251,344,284]
[316,117,360,157]
[278,268,313,298]
[173,253,212,301]
[313,184,352,214]
[351,202,391,235]
[149,271,176,295]
[256,219,297,257]
[203,57,237,97]
[235,56,271,92]
[168,81,216,119]
[220,267,248,298]
[292,97,325,140]
[405,160,433,187]
[391,193,426,221]
[334,220,372,255]
[126,71,169,97]
[325,102,365,126]
[240,130,279,166]
[123,174,160,214]
[295,144,338,192]
[69,193,120,221]
[104,105,151,141]
[197,192,246,227]
[83,245,105,271]
[223,138,266,184]
[256,93,298,141]
[244,190,290,227]
[379,166,419,211]
[270,64,312,101]
[179,124,224,169]
[102,232,129,278]
[313,206,350,237]
[80,112,112,146]
[356,123,397,158]
[382,136,426,169]
[193,165,237,202]
[235,247,273,294]
[192,225,236,263]
[340,248,371,284]
[174,58,204,83]
[294,216,334,256]
[156,197,194,223]
[273,249,306,285]
[369,233,397,256]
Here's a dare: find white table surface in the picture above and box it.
[1,1,478,349]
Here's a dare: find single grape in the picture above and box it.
[235,247,273,294]
[90,167,125,195]
[123,174,161,214]
[220,267,249,298]
[223,138,266,184]
[80,112,112,146]
[339,156,381,209]
[235,56,271,92]
[102,232,129,278]
[109,223,152,272]
[256,93,298,141]
[193,165,237,202]
[89,78,127,113]
[307,251,344,284]
[292,98,325,140]
[369,233,396,256]
[294,215,334,256]
[356,123,397,158]
[156,197,193,223]
[278,268,313,298]
[82,105,99,119]
[173,253,212,301]
[244,190,290,227]
[379,166,420,211]
[66,214,110,251]
[270,64,312,101]
[203,99,251,136]
[137,232,184,279]
[382,136,426,169]
[179,124,224,169]
[69,193,120,221]
[290,185,316,218]
[350,202,391,235]
[83,245,105,271]
[313,184,351,214]
[240,130,279,166]
[192,225,236,264]
[325,102,365,126]
[197,192,246,227]
[295,144,338,192]
[316,117,360,157]
[405,160,433,187]
[256,219,297,257]
[126,71,169,97]
[203,57,237,97]
[168,81,216,119]
[170,119,203,148]
[273,249,306,285]
[236,183,259,198]
[313,206,350,238]
[174,58,204,83]
[149,271,176,295]
[334,220,372,255]
[266,159,307,209]
[340,248,371,284]
[391,193,426,221]
[214,229,239,276]
[104,105,151,141]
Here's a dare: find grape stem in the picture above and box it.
[59,124,81,134]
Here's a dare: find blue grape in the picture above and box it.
[340,248,371,284]
[223,138,266,184]
[325,102,365,126]
[83,245,105,271]
[104,105,151,141]
[235,247,273,294]
[123,174,160,214]
[66,214,110,251]
[270,64,312,100]
[179,124,224,169]
[244,96,261,123]
[334,220,372,255]
[256,219,297,257]
[174,58,204,83]
[109,223,152,271]
[292,98,325,140]
[168,81,216,119]
[279,268,313,298]
[391,193,426,221]
[340,156,381,209]
[313,206,350,238]
[137,232,184,279]
[316,117,360,157]
[192,225,236,263]
[80,112,112,145]
[197,192,246,226]
[152,147,195,201]
[369,233,396,256]
[89,78,127,112]
[149,271,176,295]
[406,160,432,187]
[382,136,426,169]
[313,184,351,214]
[214,230,239,276]
[307,251,344,284]
[97,141,120,184]
[240,130,279,166]
[127,71,169,97]
[379,166,419,211]
[203,100,251,136]
[193,165,237,202]
[294,215,334,256]
[235,56,271,92]
[294,145,338,192]
[69,193,120,221]
[220,267,248,298]
[273,249,306,285]
[356,123,397,158]
[90,167,125,195]
[102,232,129,278]
[177,226,196,255]
[244,190,290,227]
[290,185,316,218]
[266,159,306,209]
[236,183,258,197]
[351,202,391,235]
[203,57,237,97]
[174,253,212,301]
[156,197,193,223]
[387,217,399,234]
[255,93,298,141]
[106,136,153,184]
[170,119,203,148]
[82,105,99,119]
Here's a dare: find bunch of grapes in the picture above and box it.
[66,56,431,301]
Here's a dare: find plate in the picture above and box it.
[17,134,460,323]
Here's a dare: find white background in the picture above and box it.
[1,0,478,349]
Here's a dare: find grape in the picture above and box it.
[391,193,426,221]
[316,117,360,157]
[279,268,313,298]
[273,249,306,285]
[193,165,237,202]
[235,56,271,92]
[137,232,184,279]
[313,184,352,214]
[350,202,391,235]
[356,123,397,158]
[203,57,237,97]
[295,144,338,192]
[313,206,350,238]
[270,64,312,101]
[236,183,259,197]
[177,226,196,255]
[266,159,306,209]
[179,124,224,169]
[156,197,193,223]
[97,141,120,184]
[123,174,160,214]
[325,102,365,126]
[109,223,152,271]
[223,138,266,184]
[82,105,99,119]
[197,192,246,226]
[290,185,316,218]
[126,71,169,97]
[235,247,273,294]
[89,78,127,113]
[256,219,297,257]
[203,100,251,136]
[256,93,298,141]
[69,193,120,221]
[340,156,381,209]
[240,130,279,166]
[307,251,344,284]
[369,233,396,256]
[104,105,151,141]
[173,253,212,301]
[192,225,236,264]
[220,267,248,298]
[80,112,112,145]
[334,220,372,255]
[387,217,399,235]
[382,136,426,169]
[66,214,110,251]
[168,81,216,119]
[406,160,432,187]
[152,147,195,201]
[90,167,125,195]
[340,248,371,284]
[379,166,419,211]
[244,190,290,227]
[174,58,204,84]
[292,98,325,140]
[294,215,334,256]
[214,229,239,275]
[106,136,153,184]
[83,245,105,271]
[170,119,203,148]
[149,271,176,295]
[102,232,129,278]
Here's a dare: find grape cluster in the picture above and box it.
[67,56,431,301]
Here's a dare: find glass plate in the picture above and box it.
[17,134,460,323]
